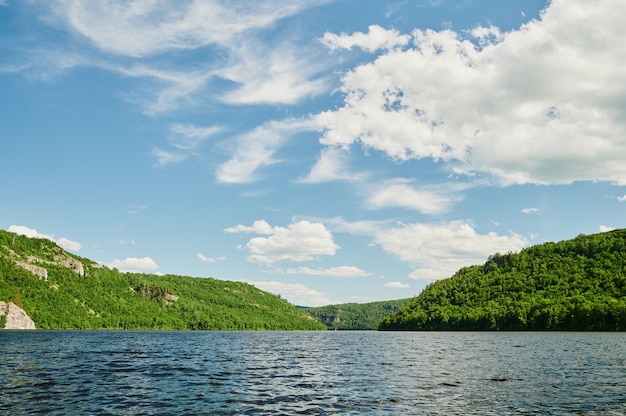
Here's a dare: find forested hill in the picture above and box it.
[0,230,325,330]
[379,230,626,331]
[304,298,412,330]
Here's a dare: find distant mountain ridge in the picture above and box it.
[0,230,325,330]
[304,299,412,330]
[380,230,626,331]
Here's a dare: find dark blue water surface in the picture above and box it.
[1,331,625,415]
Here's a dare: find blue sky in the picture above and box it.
[2,0,625,306]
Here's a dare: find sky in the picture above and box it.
[1,0,626,307]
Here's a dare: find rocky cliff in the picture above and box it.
[0,301,36,330]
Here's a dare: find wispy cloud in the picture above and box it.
[29,1,331,114]
[299,147,369,183]
[521,207,540,214]
[216,118,316,183]
[384,281,410,289]
[197,253,226,264]
[365,178,462,214]
[153,123,224,167]
[283,266,372,278]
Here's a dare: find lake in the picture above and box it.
[1,331,625,415]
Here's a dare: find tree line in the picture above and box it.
[380,230,626,331]
[0,230,325,330]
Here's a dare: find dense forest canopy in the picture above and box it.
[380,230,626,331]
[304,299,411,330]
[0,230,325,330]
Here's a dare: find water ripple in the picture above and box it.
[1,331,626,414]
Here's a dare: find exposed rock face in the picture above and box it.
[55,255,85,276]
[0,301,36,330]
[15,261,48,280]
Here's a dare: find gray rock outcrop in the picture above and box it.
[0,301,36,330]
[15,261,48,280]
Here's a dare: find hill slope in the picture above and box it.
[380,230,626,331]
[304,298,412,330]
[0,230,325,330]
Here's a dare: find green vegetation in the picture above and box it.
[304,298,412,330]
[380,230,626,331]
[0,230,325,330]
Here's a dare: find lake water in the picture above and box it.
[1,331,625,415]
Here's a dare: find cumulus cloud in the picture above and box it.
[107,256,159,273]
[374,221,527,280]
[599,225,615,233]
[316,0,626,185]
[250,281,336,307]
[384,281,410,289]
[225,220,339,265]
[321,25,411,52]
[8,225,82,252]
[283,266,372,278]
[521,207,540,214]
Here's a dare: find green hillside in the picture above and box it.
[304,298,412,330]
[380,230,626,331]
[0,230,325,330]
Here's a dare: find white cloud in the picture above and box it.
[384,281,410,289]
[365,179,460,214]
[154,123,224,167]
[618,195,626,202]
[38,1,331,113]
[128,204,148,215]
[56,238,83,252]
[283,266,372,278]
[8,225,55,241]
[321,25,411,52]
[316,0,626,185]
[107,256,159,273]
[599,225,615,233]
[49,0,328,58]
[219,41,328,105]
[216,118,316,183]
[225,220,339,265]
[521,207,540,214]
[197,253,225,264]
[225,219,274,235]
[8,225,82,252]
[152,148,188,167]
[374,221,527,280]
[168,123,224,151]
[299,147,368,183]
[250,281,336,307]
